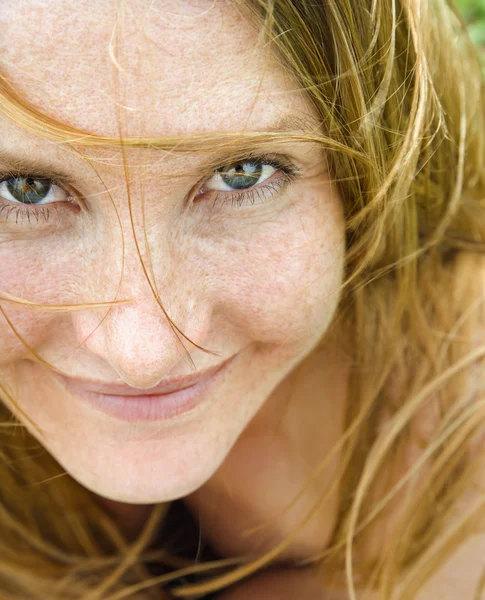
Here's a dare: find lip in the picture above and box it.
[59,361,230,396]
[55,356,236,423]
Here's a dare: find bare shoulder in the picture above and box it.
[411,532,485,599]
[404,250,485,599]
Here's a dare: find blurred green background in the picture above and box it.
[455,0,485,48]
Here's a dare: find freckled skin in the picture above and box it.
[0,0,346,556]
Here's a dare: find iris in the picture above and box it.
[218,163,262,190]
[6,177,52,204]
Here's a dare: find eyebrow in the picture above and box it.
[0,149,77,186]
[0,114,320,184]
[260,114,321,133]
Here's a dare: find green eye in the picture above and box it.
[197,155,300,209]
[207,161,276,192]
[217,162,264,190]
[0,176,66,205]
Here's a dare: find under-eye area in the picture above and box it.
[0,0,483,599]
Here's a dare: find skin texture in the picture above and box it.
[2,4,484,599]
[0,0,347,557]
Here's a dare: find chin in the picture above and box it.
[47,420,237,505]
[76,471,212,506]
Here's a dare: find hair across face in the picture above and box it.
[0,0,345,504]
[0,1,484,598]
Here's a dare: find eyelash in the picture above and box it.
[0,203,57,225]
[200,155,300,210]
[0,173,75,226]
[0,155,300,226]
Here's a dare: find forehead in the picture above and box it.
[0,0,309,138]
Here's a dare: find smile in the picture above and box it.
[54,356,237,423]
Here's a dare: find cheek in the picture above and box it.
[0,308,52,363]
[0,187,345,363]
[188,190,345,348]
[0,236,95,362]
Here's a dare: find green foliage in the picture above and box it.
[455,0,485,46]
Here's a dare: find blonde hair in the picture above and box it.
[0,0,484,598]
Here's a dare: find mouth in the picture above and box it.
[54,355,237,423]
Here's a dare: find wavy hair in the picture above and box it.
[0,0,484,598]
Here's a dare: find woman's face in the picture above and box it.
[0,0,345,504]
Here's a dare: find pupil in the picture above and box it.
[6,177,51,205]
[221,162,262,190]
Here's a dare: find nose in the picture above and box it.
[71,262,210,389]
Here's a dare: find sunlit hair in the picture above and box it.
[0,0,484,598]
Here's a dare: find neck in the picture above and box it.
[95,496,155,542]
